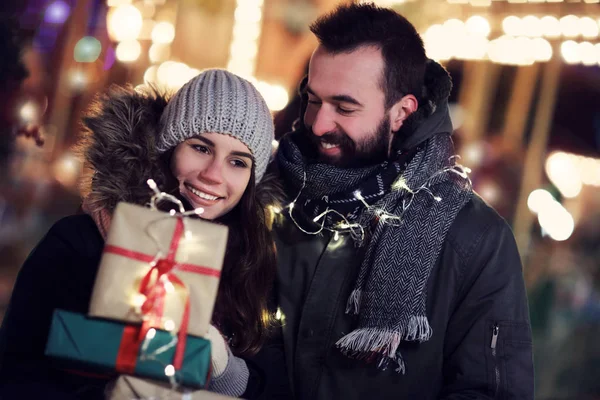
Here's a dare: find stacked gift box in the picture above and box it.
[45,202,229,395]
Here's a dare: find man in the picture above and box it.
[273,3,534,400]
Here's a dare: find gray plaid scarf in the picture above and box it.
[277,130,472,373]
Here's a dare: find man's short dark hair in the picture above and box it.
[310,2,426,109]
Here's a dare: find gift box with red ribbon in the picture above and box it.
[45,309,212,389]
[89,202,228,340]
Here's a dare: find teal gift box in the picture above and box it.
[45,309,211,389]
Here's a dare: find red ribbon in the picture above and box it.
[103,217,218,373]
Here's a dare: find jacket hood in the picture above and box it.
[394,59,454,151]
[76,85,282,218]
[76,86,171,217]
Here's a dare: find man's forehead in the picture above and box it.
[307,46,385,101]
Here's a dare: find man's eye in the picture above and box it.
[307,99,321,105]
[338,107,354,114]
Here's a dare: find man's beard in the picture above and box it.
[305,117,392,168]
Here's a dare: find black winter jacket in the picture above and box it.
[273,194,534,400]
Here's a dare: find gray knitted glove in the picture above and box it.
[206,324,249,397]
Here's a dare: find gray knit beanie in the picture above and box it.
[157,69,274,182]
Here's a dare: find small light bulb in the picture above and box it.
[334,231,340,241]
[165,364,175,376]
[146,328,157,340]
[169,209,176,216]
[164,319,175,331]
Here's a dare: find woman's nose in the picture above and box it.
[199,159,224,184]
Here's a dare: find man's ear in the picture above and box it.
[390,94,418,132]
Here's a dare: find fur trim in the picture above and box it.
[75,85,171,216]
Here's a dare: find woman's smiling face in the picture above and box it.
[171,132,253,220]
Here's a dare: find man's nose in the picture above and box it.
[309,107,336,137]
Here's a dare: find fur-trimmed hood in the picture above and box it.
[76,85,282,218]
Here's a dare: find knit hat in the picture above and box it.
[157,69,274,182]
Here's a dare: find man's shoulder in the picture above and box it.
[445,193,514,264]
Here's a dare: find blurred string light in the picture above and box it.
[44,1,70,24]
[227,0,265,78]
[107,4,143,42]
[151,21,175,44]
[503,15,600,39]
[527,189,575,242]
[19,101,40,124]
[561,41,600,65]
[425,15,600,65]
[424,17,553,65]
[116,39,142,63]
[143,61,200,90]
[53,152,81,189]
[224,0,289,111]
[149,43,171,63]
[546,151,600,193]
[74,36,102,63]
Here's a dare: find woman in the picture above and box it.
[0,70,290,399]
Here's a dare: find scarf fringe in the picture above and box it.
[335,315,432,373]
[345,289,362,314]
[406,315,433,342]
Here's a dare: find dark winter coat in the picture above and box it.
[0,87,290,399]
[272,64,534,400]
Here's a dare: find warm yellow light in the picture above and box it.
[234,5,262,23]
[107,0,131,6]
[157,61,176,84]
[19,101,38,123]
[149,43,170,63]
[133,0,155,18]
[115,39,141,62]
[502,16,521,36]
[522,15,542,37]
[256,81,289,111]
[443,19,466,34]
[579,41,597,65]
[527,189,554,214]
[465,15,491,37]
[532,38,553,61]
[559,15,580,38]
[540,16,561,38]
[561,40,580,63]
[151,21,175,44]
[143,65,158,84]
[579,17,599,38]
[107,4,142,42]
[545,151,582,198]
[537,201,574,241]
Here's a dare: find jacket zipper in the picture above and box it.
[490,323,500,397]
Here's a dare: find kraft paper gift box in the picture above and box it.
[109,375,239,400]
[45,309,212,389]
[89,202,228,338]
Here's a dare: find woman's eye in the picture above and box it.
[230,159,248,168]
[192,144,210,154]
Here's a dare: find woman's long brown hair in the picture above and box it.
[211,167,278,357]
